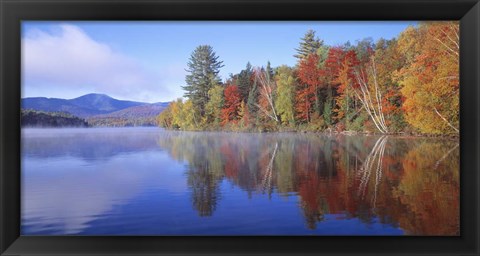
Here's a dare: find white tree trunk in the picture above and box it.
[255,68,279,123]
[353,56,389,134]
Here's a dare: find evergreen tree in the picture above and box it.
[295,31,326,117]
[183,45,224,115]
[354,37,375,64]
[266,61,274,81]
[294,30,323,60]
[236,62,253,103]
[247,73,259,114]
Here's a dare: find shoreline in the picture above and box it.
[168,129,460,139]
[22,125,458,139]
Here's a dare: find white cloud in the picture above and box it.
[22,24,176,102]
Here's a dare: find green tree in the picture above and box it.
[247,71,259,114]
[294,30,323,60]
[183,45,224,116]
[266,61,274,81]
[274,65,296,126]
[316,44,330,67]
[236,62,253,103]
[354,37,374,64]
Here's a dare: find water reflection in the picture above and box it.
[22,128,187,234]
[22,128,459,235]
[22,128,161,160]
[156,132,459,235]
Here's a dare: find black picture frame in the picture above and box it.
[1,0,479,255]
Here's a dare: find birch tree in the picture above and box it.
[254,67,279,123]
[352,56,389,134]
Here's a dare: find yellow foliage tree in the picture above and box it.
[180,99,199,130]
[156,103,174,128]
[395,22,459,134]
[205,85,224,127]
[274,65,297,126]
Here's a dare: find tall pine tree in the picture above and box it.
[294,30,323,60]
[295,30,326,116]
[183,45,224,115]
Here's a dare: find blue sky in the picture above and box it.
[22,21,417,103]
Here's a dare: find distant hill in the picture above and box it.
[91,102,170,119]
[21,109,89,128]
[86,102,170,127]
[22,94,170,127]
[22,94,147,118]
[69,93,144,113]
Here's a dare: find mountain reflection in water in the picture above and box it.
[21,128,459,235]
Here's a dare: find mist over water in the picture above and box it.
[21,128,459,235]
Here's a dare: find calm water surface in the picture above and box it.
[21,127,459,235]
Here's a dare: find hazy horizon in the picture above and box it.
[21,92,170,104]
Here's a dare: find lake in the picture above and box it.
[21,127,459,235]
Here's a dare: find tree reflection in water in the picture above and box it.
[156,132,459,235]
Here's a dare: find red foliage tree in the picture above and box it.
[324,47,345,81]
[344,50,361,83]
[221,84,242,125]
[296,54,322,122]
[335,50,361,95]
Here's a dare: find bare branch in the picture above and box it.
[434,37,459,58]
[433,106,459,133]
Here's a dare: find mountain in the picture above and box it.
[69,94,145,113]
[22,93,147,118]
[86,102,170,127]
[22,93,171,127]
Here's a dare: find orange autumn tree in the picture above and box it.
[159,25,459,134]
[221,82,242,126]
[322,47,346,126]
[334,50,360,128]
[296,54,323,123]
[396,22,459,134]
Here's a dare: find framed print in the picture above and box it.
[1,0,479,255]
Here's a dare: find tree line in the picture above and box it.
[86,116,158,127]
[157,22,459,135]
[21,109,89,127]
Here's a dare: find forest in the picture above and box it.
[86,115,158,127]
[21,109,89,127]
[157,22,459,135]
